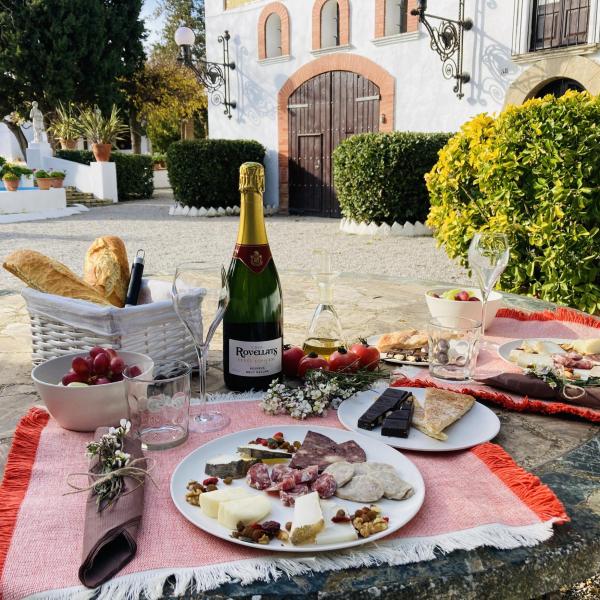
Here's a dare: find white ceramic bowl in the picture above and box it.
[425,288,503,330]
[32,351,154,432]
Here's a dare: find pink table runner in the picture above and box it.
[394,307,600,423]
[0,400,567,600]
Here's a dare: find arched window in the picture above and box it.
[385,0,407,36]
[321,0,340,48]
[265,13,282,57]
[533,78,585,98]
[258,3,290,60]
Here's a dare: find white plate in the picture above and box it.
[367,334,428,367]
[337,386,500,452]
[497,338,572,367]
[170,425,425,553]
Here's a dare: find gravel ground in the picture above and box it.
[0,191,470,294]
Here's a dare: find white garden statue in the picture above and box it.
[29,101,45,143]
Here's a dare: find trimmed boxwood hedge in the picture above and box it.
[333,131,453,224]
[166,139,266,209]
[55,150,154,200]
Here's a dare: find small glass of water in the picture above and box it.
[124,360,191,450]
[428,317,481,381]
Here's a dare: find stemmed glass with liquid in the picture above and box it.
[468,232,510,346]
[172,262,231,433]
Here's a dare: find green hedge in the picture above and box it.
[166,139,266,208]
[332,131,453,224]
[55,150,154,200]
[426,91,600,314]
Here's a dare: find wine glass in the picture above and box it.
[468,232,510,345]
[172,262,231,433]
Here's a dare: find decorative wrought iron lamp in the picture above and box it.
[174,26,236,119]
[410,0,473,99]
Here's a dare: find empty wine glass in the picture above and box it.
[172,262,231,433]
[468,232,510,345]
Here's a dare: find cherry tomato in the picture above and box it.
[297,353,329,378]
[349,341,381,371]
[282,345,305,377]
[328,347,360,373]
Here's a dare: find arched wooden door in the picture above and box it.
[288,71,380,217]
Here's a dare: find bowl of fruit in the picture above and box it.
[31,347,153,432]
[425,288,503,329]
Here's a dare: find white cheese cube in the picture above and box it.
[217,494,271,529]
[199,487,252,518]
[290,491,325,545]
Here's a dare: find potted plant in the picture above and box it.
[15,165,34,187]
[34,169,53,190]
[78,105,129,162]
[48,102,81,149]
[2,172,19,192]
[49,170,66,188]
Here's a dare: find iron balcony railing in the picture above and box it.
[512,0,599,56]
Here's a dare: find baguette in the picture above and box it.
[83,236,130,307]
[3,249,112,305]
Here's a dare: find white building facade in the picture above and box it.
[205,0,600,216]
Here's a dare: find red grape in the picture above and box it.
[89,346,106,358]
[71,356,90,376]
[95,377,112,385]
[93,352,110,375]
[128,365,142,378]
[105,348,118,359]
[84,356,94,373]
[110,356,125,375]
[62,371,85,386]
[111,372,124,382]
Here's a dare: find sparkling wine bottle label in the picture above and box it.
[233,243,272,274]
[228,338,282,377]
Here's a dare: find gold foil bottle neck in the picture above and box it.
[239,162,265,194]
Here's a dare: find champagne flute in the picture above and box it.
[172,262,231,432]
[468,232,510,345]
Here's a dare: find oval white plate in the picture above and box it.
[170,425,425,553]
[497,338,571,367]
[367,334,428,367]
[338,386,500,452]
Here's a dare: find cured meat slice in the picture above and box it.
[246,463,271,490]
[278,475,297,491]
[335,475,384,503]
[323,461,355,486]
[311,473,337,499]
[337,441,367,464]
[289,431,367,471]
[270,464,293,483]
[280,484,310,507]
[293,465,319,484]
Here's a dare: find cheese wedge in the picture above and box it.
[217,494,271,529]
[290,491,325,545]
[315,502,358,546]
[199,487,252,518]
[531,340,565,355]
[514,352,553,369]
[571,339,600,355]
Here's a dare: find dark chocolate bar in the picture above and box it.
[358,389,411,430]
[381,398,414,438]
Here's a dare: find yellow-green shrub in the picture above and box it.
[426,91,600,314]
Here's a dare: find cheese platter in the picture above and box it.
[170,425,425,553]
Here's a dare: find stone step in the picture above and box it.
[65,187,112,207]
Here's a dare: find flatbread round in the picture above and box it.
[323,461,355,487]
[335,475,384,503]
[379,471,414,500]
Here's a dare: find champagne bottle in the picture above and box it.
[223,162,283,391]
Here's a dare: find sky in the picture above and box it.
[141,0,166,49]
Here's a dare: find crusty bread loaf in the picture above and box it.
[3,249,112,305]
[83,236,130,307]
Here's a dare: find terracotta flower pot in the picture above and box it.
[92,143,112,162]
[60,139,77,150]
[50,178,65,188]
[3,178,19,192]
[36,178,53,190]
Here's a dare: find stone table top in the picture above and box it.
[0,272,598,599]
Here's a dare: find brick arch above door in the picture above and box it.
[277,54,395,213]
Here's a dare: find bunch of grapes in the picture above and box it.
[61,347,142,387]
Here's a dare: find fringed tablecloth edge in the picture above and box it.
[24,519,561,600]
[497,306,600,329]
[0,407,50,596]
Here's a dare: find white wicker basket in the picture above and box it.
[22,279,199,366]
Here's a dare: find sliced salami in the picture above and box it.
[311,473,337,499]
[246,463,271,490]
[280,484,310,507]
[293,464,319,484]
[278,474,297,491]
[270,464,293,483]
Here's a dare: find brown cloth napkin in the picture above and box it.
[477,372,600,410]
[78,429,146,588]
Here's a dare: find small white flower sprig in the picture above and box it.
[66,419,155,511]
[260,369,381,420]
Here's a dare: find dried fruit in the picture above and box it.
[223,477,233,485]
[285,521,292,531]
[206,484,218,492]
[202,477,219,486]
